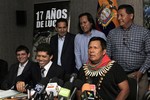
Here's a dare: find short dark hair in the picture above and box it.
[78,12,96,34]
[88,37,106,50]
[56,18,68,27]
[36,43,52,56]
[118,4,134,15]
[16,45,29,54]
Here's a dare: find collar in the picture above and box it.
[43,61,52,71]
[120,23,134,31]
[58,35,65,39]
[19,60,29,68]
[87,54,111,70]
[83,29,94,36]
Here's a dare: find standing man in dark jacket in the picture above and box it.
[50,18,77,79]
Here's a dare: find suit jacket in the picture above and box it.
[50,33,77,74]
[0,59,8,88]
[16,62,64,88]
[1,60,33,90]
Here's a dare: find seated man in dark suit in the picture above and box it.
[16,43,64,92]
[1,45,34,90]
[0,59,8,88]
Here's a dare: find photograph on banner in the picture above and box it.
[32,1,70,61]
[144,0,150,30]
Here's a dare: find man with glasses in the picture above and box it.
[1,45,33,90]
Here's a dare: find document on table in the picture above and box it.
[0,89,27,99]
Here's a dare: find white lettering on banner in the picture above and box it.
[51,8,56,19]
[36,8,68,28]
[45,20,56,27]
[36,11,44,20]
[62,9,67,18]
[36,21,44,28]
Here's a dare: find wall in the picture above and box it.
[0,0,33,67]
[0,0,144,68]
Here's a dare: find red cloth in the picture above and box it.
[87,54,111,70]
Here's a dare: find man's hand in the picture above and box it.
[136,71,143,81]
[16,81,26,92]
[129,71,143,81]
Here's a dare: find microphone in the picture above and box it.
[81,83,95,100]
[81,83,91,92]
[25,84,32,99]
[58,81,73,100]
[58,73,77,100]
[84,78,96,96]
[69,73,77,83]
[46,77,64,97]
[69,79,84,100]
[81,90,95,100]
[31,77,49,100]
[48,91,54,100]
[58,78,64,87]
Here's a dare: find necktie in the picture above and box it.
[41,68,45,77]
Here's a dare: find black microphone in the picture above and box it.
[31,77,49,100]
[69,73,77,83]
[58,73,77,100]
[48,91,54,100]
[25,84,32,99]
[58,78,64,87]
[69,79,84,100]
[81,90,95,100]
[81,83,96,100]
[50,77,64,86]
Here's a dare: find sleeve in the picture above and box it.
[74,35,82,70]
[78,67,86,82]
[106,31,112,58]
[139,30,150,73]
[0,60,8,86]
[113,63,128,84]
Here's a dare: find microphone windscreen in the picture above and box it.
[50,77,58,83]
[63,81,73,90]
[81,90,95,100]
[34,77,49,94]
[74,79,84,90]
[58,82,72,99]
[40,77,49,85]
[69,73,77,83]
[46,83,58,96]
[71,73,77,78]
[58,79,64,87]
[81,83,91,92]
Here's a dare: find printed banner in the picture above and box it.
[96,0,119,36]
[32,1,70,61]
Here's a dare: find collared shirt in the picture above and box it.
[42,61,52,77]
[107,24,150,73]
[17,60,28,76]
[57,35,65,66]
[74,29,106,70]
